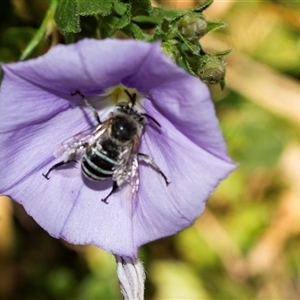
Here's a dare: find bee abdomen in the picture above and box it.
[81,148,117,181]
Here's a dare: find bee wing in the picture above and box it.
[113,138,140,200]
[54,129,92,158]
[128,153,140,196]
[54,121,111,160]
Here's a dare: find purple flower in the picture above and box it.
[0,39,235,258]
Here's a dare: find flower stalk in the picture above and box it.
[20,0,58,60]
[116,256,145,300]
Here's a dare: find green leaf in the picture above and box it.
[206,20,227,33]
[54,0,80,34]
[122,23,145,40]
[0,28,36,62]
[131,15,160,25]
[192,0,213,13]
[177,56,197,77]
[114,1,128,15]
[152,7,184,20]
[77,0,114,16]
[178,32,202,55]
[55,0,117,34]
[151,18,173,41]
[98,3,131,37]
[113,3,131,30]
[129,0,152,17]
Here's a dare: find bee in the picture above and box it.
[43,89,170,203]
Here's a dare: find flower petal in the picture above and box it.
[122,43,229,158]
[0,67,91,191]
[4,39,160,94]
[131,100,235,246]
[0,39,235,257]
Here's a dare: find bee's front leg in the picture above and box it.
[71,90,101,125]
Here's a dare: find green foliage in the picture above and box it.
[122,23,144,39]
[54,0,115,34]
[52,0,228,87]
[149,0,229,87]
[0,0,228,86]
[112,2,131,31]
[45,268,76,298]
[77,0,114,16]
[206,20,227,33]
[55,0,80,34]
[129,0,153,17]
[0,27,38,62]
[149,260,210,299]
[218,92,296,169]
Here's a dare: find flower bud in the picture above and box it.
[198,55,226,85]
[178,14,207,39]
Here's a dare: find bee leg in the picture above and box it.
[71,90,101,124]
[101,181,119,204]
[138,153,170,186]
[42,160,77,180]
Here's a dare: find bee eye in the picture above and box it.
[111,116,137,142]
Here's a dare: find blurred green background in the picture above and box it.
[1,0,300,299]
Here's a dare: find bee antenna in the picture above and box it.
[143,113,161,128]
[124,90,136,106]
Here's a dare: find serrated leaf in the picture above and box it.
[177,56,197,77]
[178,33,201,55]
[206,20,227,33]
[55,0,116,34]
[152,7,184,20]
[192,0,213,13]
[113,1,128,15]
[103,3,131,36]
[154,0,212,27]
[54,0,80,34]
[77,0,114,16]
[122,23,145,40]
[129,0,152,17]
[151,21,168,40]
[177,57,189,73]
[114,3,131,30]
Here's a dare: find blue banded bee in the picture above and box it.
[43,88,170,203]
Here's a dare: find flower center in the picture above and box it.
[102,84,143,109]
